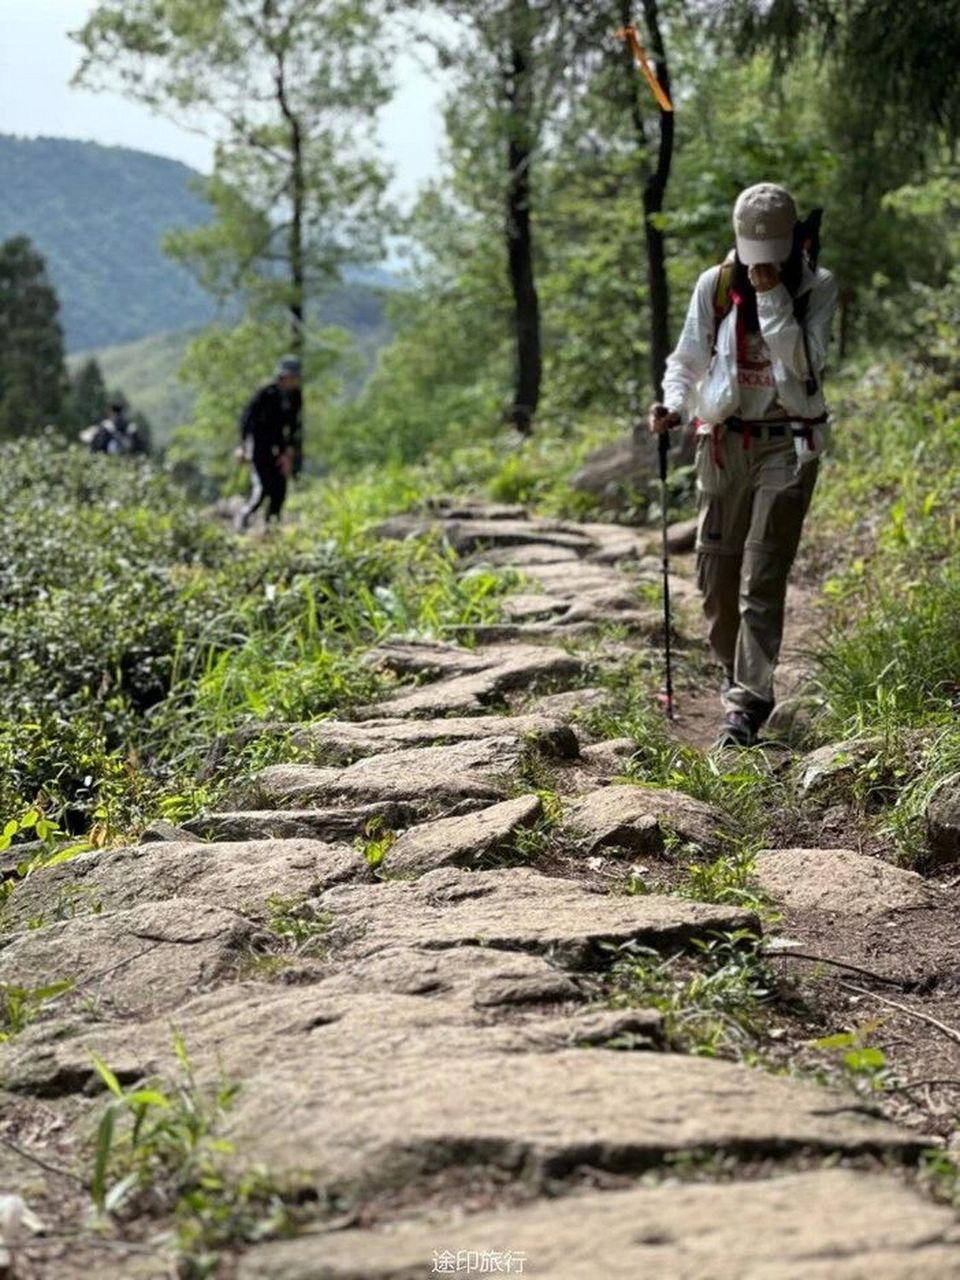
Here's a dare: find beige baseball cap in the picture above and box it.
[733,183,797,266]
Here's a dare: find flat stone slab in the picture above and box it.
[517,562,628,596]
[579,739,637,778]
[0,901,253,1020]
[364,639,492,679]
[467,542,580,567]
[559,599,662,634]
[798,738,882,798]
[526,688,611,720]
[3,984,920,1199]
[753,848,933,916]
[502,593,569,621]
[184,804,416,843]
[428,499,529,521]
[280,713,579,764]
[321,867,759,966]
[374,645,585,718]
[576,521,651,565]
[443,622,598,644]
[442,519,596,556]
[245,738,525,811]
[373,504,533,544]
[239,1169,960,1280]
[565,786,732,858]
[385,795,544,876]
[137,819,195,843]
[2,839,366,929]
[325,943,590,1008]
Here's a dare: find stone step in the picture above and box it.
[241,737,527,812]
[1,838,368,930]
[184,804,417,844]
[565,785,734,859]
[238,1169,960,1280]
[0,900,255,1025]
[369,645,586,718]
[3,982,919,1203]
[319,866,759,967]
[245,712,579,765]
[384,794,544,877]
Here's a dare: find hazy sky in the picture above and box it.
[0,0,446,198]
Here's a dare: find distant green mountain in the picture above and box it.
[0,136,218,351]
[69,278,392,447]
[3,136,395,429]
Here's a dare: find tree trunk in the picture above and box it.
[275,51,306,361]
[640,0,674,402]
[617,0,650,417]
[838,286,851,361]
[504,0,541,434]
[275,44,306,471]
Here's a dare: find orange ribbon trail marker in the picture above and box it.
[617,25,673,113]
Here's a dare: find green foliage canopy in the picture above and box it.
[0,236,67,439]
[74,0,393,329]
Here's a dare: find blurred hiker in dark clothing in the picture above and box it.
[235,355,303,532]
[90,400,147,456]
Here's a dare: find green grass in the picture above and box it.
[607,930,775,1058]
[790,361,960,862]
[89,1035,302,1278]
[0,437,513,842]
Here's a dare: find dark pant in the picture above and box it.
[694,430,818,714]
[240,456,287,527]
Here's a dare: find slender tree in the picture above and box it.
[73,0,392,452]
[418,1,577,433]
[504,0,541,433]
[68,357,108,429]
[631,1,674,400]
[0,237,67,439]
[553,1,676,404]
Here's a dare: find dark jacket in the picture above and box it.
[90,414,147,456]
[240,382,302,472]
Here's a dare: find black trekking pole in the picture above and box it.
[657,429,675,720]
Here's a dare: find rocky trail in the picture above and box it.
[2,499,960,1278]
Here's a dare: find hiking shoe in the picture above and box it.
[713,709,760,749]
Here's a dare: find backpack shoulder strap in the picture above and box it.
[714,250,736,323]
[711,250,736,354]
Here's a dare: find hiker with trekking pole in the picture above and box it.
[649,182,838,747]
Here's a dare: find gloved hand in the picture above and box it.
[648,403,681,434]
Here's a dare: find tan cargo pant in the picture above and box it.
[694,428,818,716]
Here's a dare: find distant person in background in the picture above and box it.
[234,355,303,532]
[89,399,147,455]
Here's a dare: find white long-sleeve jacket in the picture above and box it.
[662,261,839,432]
